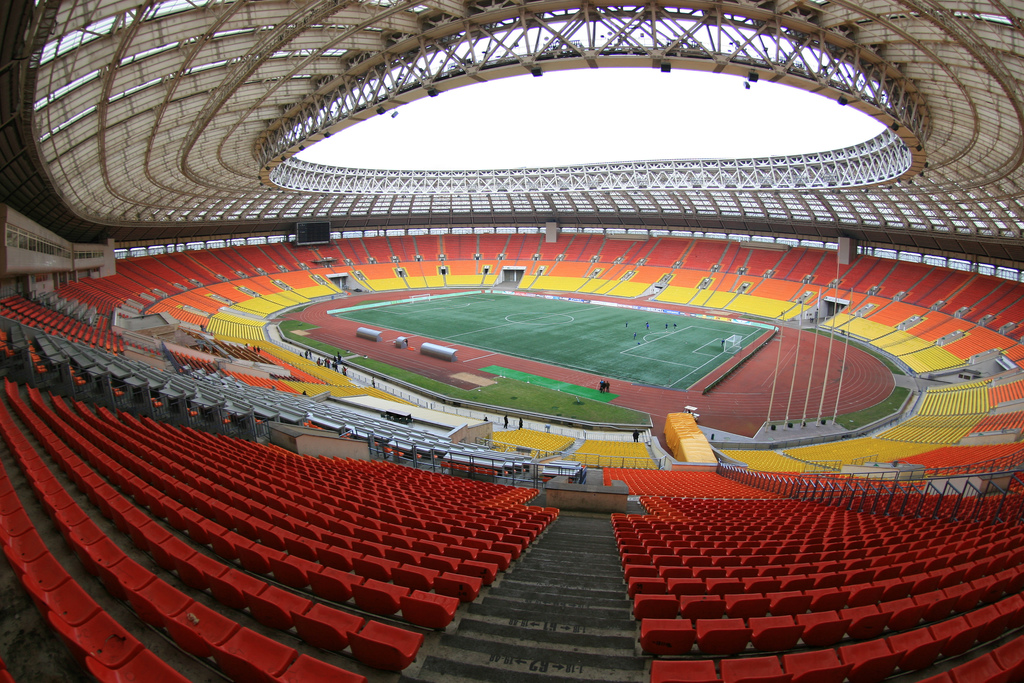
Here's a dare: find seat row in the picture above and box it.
[650,632,1024,683]
[639,589,1022,655]
[34,387,482,630]
[4,380,426,674]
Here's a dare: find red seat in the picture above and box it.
[783,649,852,683]
[291,603,365,650]
[308,567,364,603]
[725,594,771,619]
[707,578,745,596]
[930,616,982,658]
[434,573,481,602]
[47,610,143,670]
[841,604,891,639]
[206,567,266,610]
[147,535,194,573]
[948,652,1011,683]
[400,590,459,629]
[750,615,804,651]
[794,611,850,647]
[965,602,1011,643]
[884,597,926,632]
[668,578,706,596]
[85,648,189,683]
[351,578,409,615]
[246,585,313,630]
[274,654,367,683]
[18,552,70,593]
[172,552,224,591]
[944,582,985,613]
[96,556,153,601]
[769,591,812,616]
[164,600,240,658]
[420,554,461,574]
[639,619,696,655]
[680,596,727,620]
[392,565,439,592]
[913,589,958,622]
[269,555,321,589]
[992,635,1024,681]
[352,555,400,582]
[213,628,298,683]
[125,579,191,628]
[720,655,791,683]
[650,659,719,683]
[839,638,902,683]
[454,559,498,584]
[805,588,849,612]
[29,579,100,627]
[236,543,286,575]
[634,594,679,620]
[994,593,1024,629]
[888,628,948,671]
[696,617,752,655]
[348,621,424,671]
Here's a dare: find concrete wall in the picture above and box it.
[270,423,370,460]
[544,477,628,513]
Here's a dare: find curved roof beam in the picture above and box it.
[257,3,929,189]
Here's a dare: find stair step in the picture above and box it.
[497,580,626,601]
[409,514,643,682]
[438,633,645,672]
[455,618,637,651]
[492,586,629,609]
[407,653,645,683]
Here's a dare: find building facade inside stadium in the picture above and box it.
[5,0,1024,678]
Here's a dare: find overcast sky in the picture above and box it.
[298,68,885,171]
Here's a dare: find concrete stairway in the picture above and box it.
[402,513,645,682]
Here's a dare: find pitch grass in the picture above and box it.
[332,293,766,389]
[348,356,649,424]
[833,386,911,429]
[278,319,646,423]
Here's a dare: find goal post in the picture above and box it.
[723,334,743,355]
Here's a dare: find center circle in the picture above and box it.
[504,312,576,326]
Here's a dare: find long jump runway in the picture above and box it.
[285,291,895,441]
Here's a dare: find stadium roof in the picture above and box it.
[2,0,1024,262]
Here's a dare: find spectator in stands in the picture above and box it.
[633,429,640,442]
[519,417,524,429]
[504,415,509,428]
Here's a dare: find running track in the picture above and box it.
[285,291,894,441]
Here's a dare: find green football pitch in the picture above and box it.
[332,293,769,389]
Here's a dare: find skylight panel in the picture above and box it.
[35,70,100,110]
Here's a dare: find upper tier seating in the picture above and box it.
[49,237,1024,388]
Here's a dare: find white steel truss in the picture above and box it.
[270,130,912,194]
[14,0,1024,250]
[258,4,927,177]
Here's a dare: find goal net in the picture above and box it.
[723,334,743,355]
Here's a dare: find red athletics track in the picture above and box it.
[283,291,894,441]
